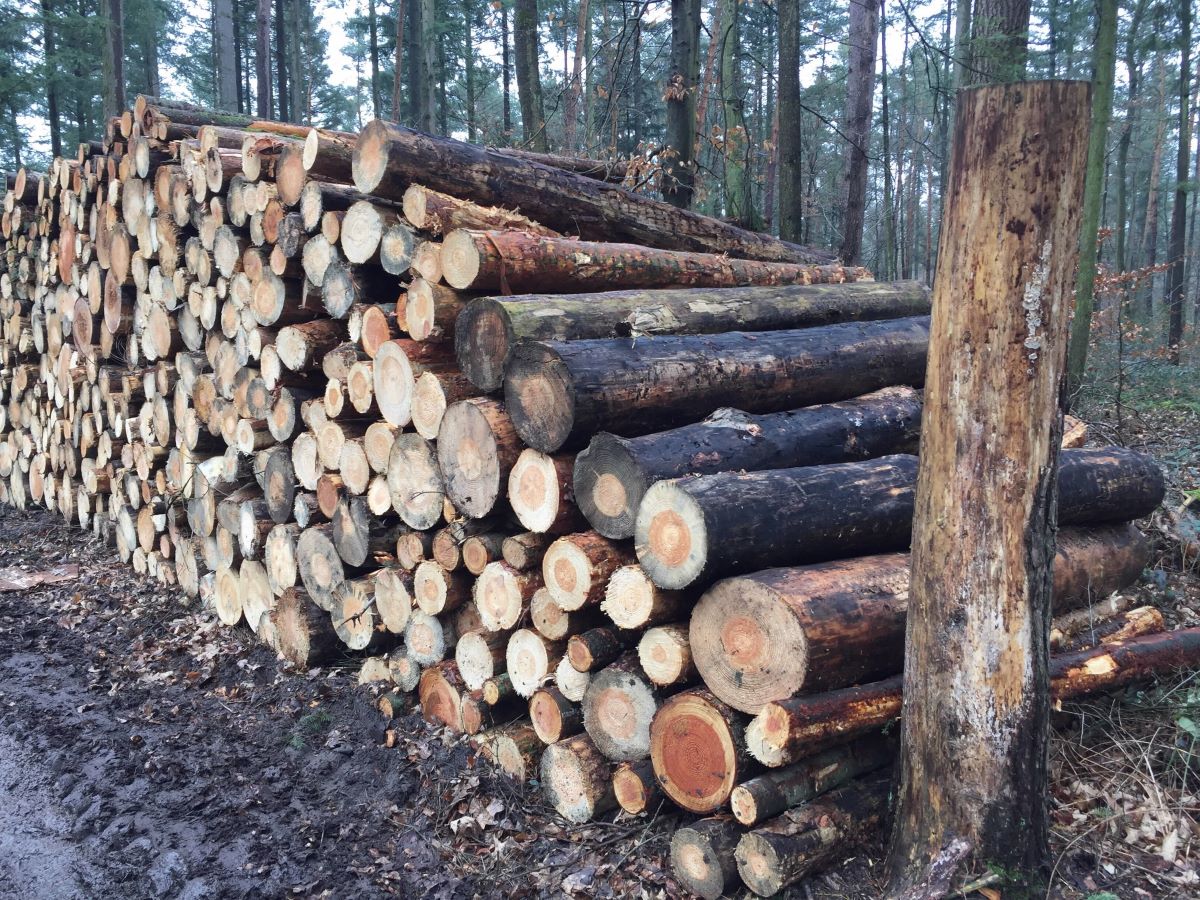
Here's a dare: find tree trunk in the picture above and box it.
[367,0,381,118]
[1165,0,1191,363]
[636,447,1161,591]
[274,0,289,120]
[1065,0,1118,401]
[513,0,548,150]
[886,82,1090,898]
[1140,56,1168,318]
[505,316,929,453]
[838,0,880,263]
[691,524,1149,713]
[41,0,61,158]
[777,0,802,241]
[718,0,753,226]
[501,0,512,137]
[353,121,836,262]
[255,0,272,116]
[575,386,923,539]
[455,280,930,393]
[965,0,1031,84]
[102,0,125,123]
[214,0,238,110]
[563,0,588,150]
[662,0,700,207]
[392,0,404,120]
[1115,0,1149,273]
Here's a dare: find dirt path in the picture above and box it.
[0,507,679,898]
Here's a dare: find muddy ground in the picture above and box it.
[1,452,1199,898]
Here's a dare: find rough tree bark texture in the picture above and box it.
[777,0,802,241]
[513,0,548,151]
[256,0,272,117]
[966,0,1031,83]
[886,82,1091,897]
[663,0,700,208]
[213,0,239,112]
[838,0,880,264]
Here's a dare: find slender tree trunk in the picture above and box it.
[233,0,244,112]
[886,81,1090,899]
[288,0,304,121]
[719,0,754,226]
[1166,0,1191,362]
[1065,0,1118,400]
[513,0,548,150]
[966,0,1031,84]
[838,0,880,263]
[368,0,381,119]
[274,0,289,120]
[501,1,512,138]
[464,0,477,141]
[563,0,588,150]
[880,7,895,280]
[1115,0,1148,274]
[256,0,272,117]
[392,0,404,120]
[214,0,238,110]
[1141,55,1168,319]
[102,0,125,123]
[778,0,802,241]
[41,0,61,158]
[437,9,448,135]
[661,0,700,207]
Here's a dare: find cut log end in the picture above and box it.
[573,434,645,539]
[649,690,745,814]
[634,481,707,590]
[670,818,744,900]
[540,734,616,824]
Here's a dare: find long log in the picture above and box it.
[690,524,1150,713]
[352,119,835,263]
[504,316,929,453]
[749,627,1200,767]
[574,387,923,539]
[636,448,1164,590]
[441,230,860,293]
[454,281,930,392]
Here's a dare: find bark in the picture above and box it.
[838,0,881,263]
[1166,0,1191,363]
[368,0,381,119]
[351,122,836,262]
[274,0,289,120]
[505,316,928,454]
[966,0,1031,84]
[513,0,548,151]
[42,0,62,158]
[102,0,126,124]
[662,0,700,207]
[777,0,801,241]
[214,0,239,111]
[392,0,404,119]
[670,816,744,900]
[1066,0,1118,401]
[718,0,753,226]
[1115,0,1149,273]
[574,387,923,539]
[255,0,272,116]
[887,82,1090,897]
[454,281,930,392]
[635,448,1162,591]
[270,587,341,668]
[690,524,1149,714]
[530,685,584,743]
[402,184,558,236]
[563,0,588,150]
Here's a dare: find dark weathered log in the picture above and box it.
[386,433,444,531]
[690,524,1150,713]
[729,733,895,827]
[478,722,543,781]
[505,317,929,453]
[670,816,746,900]
[502,531,555,571]
[331,496,406,567]
[636,448,1164,590]
[566,626,639,673]
[649,688,761,814]
[441,230,860,293]
[352,119,835,263]
[1051,602,1163,652]
[575,387,922,539]
[734,774,891,898]
[750,627,1200,767]
[456,282,930,391]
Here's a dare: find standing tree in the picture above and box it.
[719,0,755,227]
[777,0,802,241]
[564,0,588,151]
[41,0,62,157]
[1115,0,1151,274]
[966,0,1031,83]
[274,0,289,119]
[662,0,700,208]
[256,0,271,116]
[102,0,125,122]
[886,81,1091,898]
[1065,0,1118,400]
[214,0,238,110]
[368,0,381,119]
[838,0,880,264]
[513,0,547,149]
[392,0,404,121]
[1165,0,1191,363]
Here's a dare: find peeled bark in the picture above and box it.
[505,317,929,453]
[690,524,1150,714]
[441,230,857,294]
[454,281,930,392]
[575,387,922,539]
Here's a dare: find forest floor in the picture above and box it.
[0,359,1197,899]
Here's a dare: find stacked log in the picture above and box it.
[1,99,1194,900]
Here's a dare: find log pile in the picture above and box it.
[1,100,1194,899]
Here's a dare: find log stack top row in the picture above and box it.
[2,98,1189,900]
